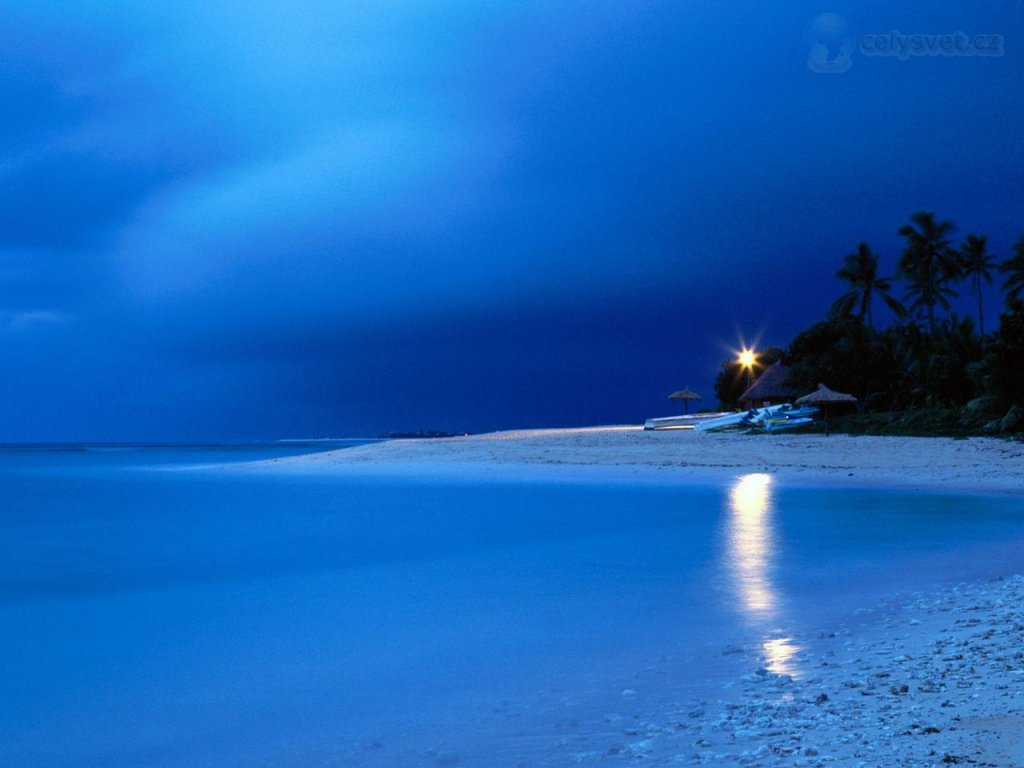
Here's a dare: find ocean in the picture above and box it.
[2,445,1022,767]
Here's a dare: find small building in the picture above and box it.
[740,360,798,410]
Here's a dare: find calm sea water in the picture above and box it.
[1,446,1023,767]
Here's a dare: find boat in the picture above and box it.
[643,413,731,430]
[693,411,750,432]
[695,405,786,432]
[760,405,819,432]
[762,405,817,420]
[744,404,791,425]
[764,417,815,432]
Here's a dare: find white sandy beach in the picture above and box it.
[680,574,1024,767]
[263,427,1024,766]
[267,426,1024,495]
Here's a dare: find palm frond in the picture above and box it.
[829,291,858,319]
[881,292,907,318]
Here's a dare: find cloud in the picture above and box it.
[115,119,504,311]
[4,309,70,334]
[0,1,1022,439]
[5,1,712,334]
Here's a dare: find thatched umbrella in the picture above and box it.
[797,383,857,433]
[797,383,858,406]
[668,388,703,414]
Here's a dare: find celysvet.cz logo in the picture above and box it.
[862,30,1004,60]
[806,13,1005,74]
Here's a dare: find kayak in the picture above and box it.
[764,417,815,432]
[696,405,786,432]
[643,413,732,430]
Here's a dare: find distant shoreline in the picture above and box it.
[256,426,1024,496]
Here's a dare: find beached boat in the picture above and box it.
[744,404,792,425]
[757,405,817,421]
[693,411,749,432]
[764,417,815,432]
[695,405,786,432]
[643,413,731,430]
[760,404,818,432]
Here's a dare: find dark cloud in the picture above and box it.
[0,152,179,249]
[0,1,1022,439]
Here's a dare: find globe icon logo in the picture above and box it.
[805,13,855,73]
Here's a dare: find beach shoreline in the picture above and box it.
[254,426,1024,497]
[623,573,1024,767]
[251,426,1024,766]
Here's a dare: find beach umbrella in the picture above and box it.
[668,388,703,414]
[796,383,858,405]
[797,383,857,433]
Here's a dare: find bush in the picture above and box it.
[835,409,967,437]
[784,318,900,408]
[972,300,1024,407]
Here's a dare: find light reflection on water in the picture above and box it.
[728,473,775,616]
[726,473,803,677]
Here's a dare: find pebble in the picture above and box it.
[595,574,1024,767]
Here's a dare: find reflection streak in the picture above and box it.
[726,473,802,677]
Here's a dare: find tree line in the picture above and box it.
[715,211,1024,432]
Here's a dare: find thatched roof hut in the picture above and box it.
[740,360,798,408]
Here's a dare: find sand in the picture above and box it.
[266,426,1024,494]
[677,575,1024,767]
[262,427,1024,766]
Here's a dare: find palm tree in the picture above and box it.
[898,211,960,334]
[830,242,904,328]
[958,234,997,335]
[1001,235,1024,305]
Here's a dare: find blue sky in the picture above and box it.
[1,1,1022,439]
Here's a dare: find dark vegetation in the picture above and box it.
[713,211,1024,436]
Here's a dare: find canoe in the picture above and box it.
[694,411,750,432]
[745,404,790,425]
[696,405,784,432]
[764,417,815,433]
[643,413,732,430]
